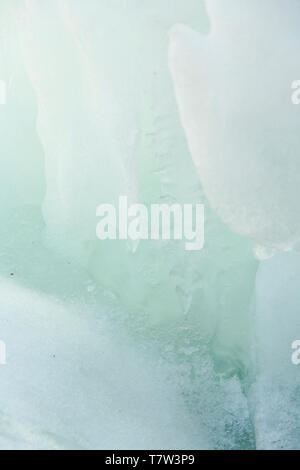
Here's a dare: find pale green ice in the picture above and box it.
[0,0,299,450]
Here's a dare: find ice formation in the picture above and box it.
[169,0,300,258]
[253,253,300,450]
[0,0,298,450]
[169,0,300,449]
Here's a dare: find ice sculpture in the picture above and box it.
[169,0,300,258]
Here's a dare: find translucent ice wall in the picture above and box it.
[169,0,300,257]
[0,0,298,450]
[169,0,300,449]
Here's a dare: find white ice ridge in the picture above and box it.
[168,0,300,258]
